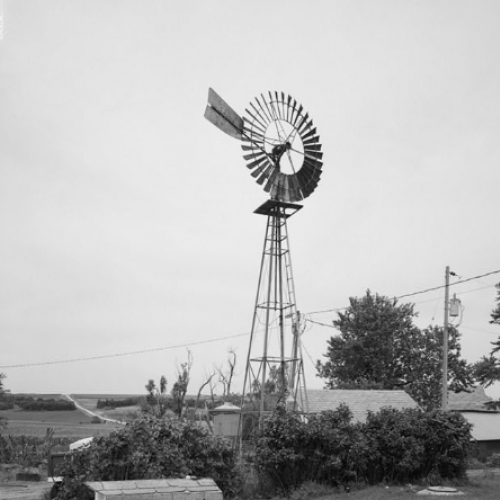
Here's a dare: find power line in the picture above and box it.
[396,269,500,300]
[307,318,336,329]
[0,331,250,369]
[2,268,499,370]
[307,268,500,316]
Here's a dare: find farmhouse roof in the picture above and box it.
[448,386,493,411]
[304,389,419,422]
[85,478,222,500]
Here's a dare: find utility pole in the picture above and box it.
[441,266,450,411]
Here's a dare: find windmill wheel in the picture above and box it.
[241,92,323,203]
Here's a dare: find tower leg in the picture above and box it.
[239,200,307,439]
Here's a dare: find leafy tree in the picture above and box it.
[471,283,500,408]
[406,325,474,410]
[317,290,473,410]
[472,355,500,387]
[489,283,500,355]
[0,374,9,429]
[171,351,193,419]
[317,291,419,389]
[491,283,500,325]
[142,376,169,416]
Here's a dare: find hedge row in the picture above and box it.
[0,395,75,411]
[251,405,472,494]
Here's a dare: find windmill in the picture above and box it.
[204,89,323,424]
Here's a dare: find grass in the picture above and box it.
[0,409,120,438]
[71,394,141,421]
[0,410,93,423]
[276,473,500,500]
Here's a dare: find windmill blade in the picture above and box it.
[293,179,304,202]
[243,150,267,162]
[296,174,309,196]
[241,142,259,152]
[256,164,273,184]
[243,125,267,143]
[275,91,284,120]
[293,104,303,128]
[301,164,322,183]
[244,109,268,135]
[305,150,323,161]
[301,127,317,142]
[302,135,321,146]
[280,175,291,203]
[247,156,268,171]
[256,95,273,124]
[286,94,292,123]
[250,101,271,129]
[303,156,323,170]
[268,91,281,121]
[264,168,279,192]
[288,97,298,126]
[304,143,322,152]
[297,176,316,199]
[204,88,243,139]
[252,162,271,180]
[295,112,308,133]
[277,175,287,202]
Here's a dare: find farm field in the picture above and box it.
[0,408,121,438]
[71,394,142,421]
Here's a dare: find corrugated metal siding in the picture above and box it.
[460,411,500,441]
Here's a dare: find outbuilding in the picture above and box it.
[303,389,419,422]
[212,402,241,438]
[85,478,223,500]
[448,386,500,455]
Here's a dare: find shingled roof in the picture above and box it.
[448,386,492,411]
[304,389,419,422]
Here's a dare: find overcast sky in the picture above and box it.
[1,1,499,399]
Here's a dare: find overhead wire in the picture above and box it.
[0,331,250,369]
[2,268,499,370]
[306,269,500,316]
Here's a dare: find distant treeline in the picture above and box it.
[96,397,141,409]
[0,395,75,411]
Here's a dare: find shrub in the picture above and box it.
[96,397,140,409]
[250,405,365,495]
[486,453,500,467]
[0,435,75,466]
[56,414,240,499]
[250,406,472,495]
